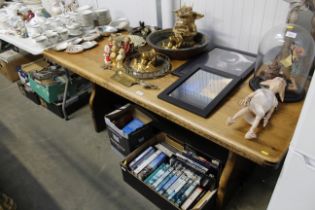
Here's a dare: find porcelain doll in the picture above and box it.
[103,37,115,65]
[227,77,287,139]
[121,36,132,55]
[116,48,126,69]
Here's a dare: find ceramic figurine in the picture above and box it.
[109,42,119,66]
[116,48,126,69]
[104,37,119,66]
[62,0,79,13]
[121,36,132,55]
[104,37,113,65]
[131,21,151,37]
[163,5,203,49]
[17,10,35,22]
[227,77,287,139]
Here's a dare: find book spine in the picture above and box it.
[171,178,193,204]
[176,153,208,174]
[167,170,194,201]
[138,152,168,181]
[151,165,174,189]
[175,176,201,206]
[187,188,207,209]
[183,151,221,178]
[133,150,162,175]
[181,187,203,210]
[158,169,183,194]
[155,163,182,192]
[191,190,216,210]
[165,172,189,201]
[183,151,220,171]
[129,146,155,171]
[144,163,167,185]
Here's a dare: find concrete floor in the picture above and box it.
[0,75,280,210]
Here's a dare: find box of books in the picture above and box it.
[105,104,156,156]
[120,133,222,210]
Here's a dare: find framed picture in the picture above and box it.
[159,65,241,118]
[173,46,256,79]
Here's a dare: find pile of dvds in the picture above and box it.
[128,142,221,210]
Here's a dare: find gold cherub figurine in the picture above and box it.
[164,5,204,49]
[131,49,158,72]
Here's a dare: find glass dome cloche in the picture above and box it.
[249,24,315,102]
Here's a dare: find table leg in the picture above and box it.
[89,84,129,132]
[62,71,70,120]
[216,151,254,209]
[89,84,106,132]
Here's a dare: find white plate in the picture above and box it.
[54,42,68,51]
[83,33,100,41]
[81,41,98,50]
[66,45,84,54]
[98,25,117,33]
[72,38,83,44]
[69,31,83,37]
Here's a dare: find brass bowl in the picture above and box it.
[146,29,210,60]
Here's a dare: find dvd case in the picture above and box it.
[138,152,168,180]
[144,163,167,185]
[129,146,156,171]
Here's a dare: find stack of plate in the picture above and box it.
[95,8,111,26]
[80,10,95,27]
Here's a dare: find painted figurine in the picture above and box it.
[121,36,132,55]
[116,48,126,69]
[103,37,114,65]
[227,77,287,139]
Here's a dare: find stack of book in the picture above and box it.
[128,142,221,210]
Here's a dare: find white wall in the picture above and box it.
[78,0,290,53]
[77,0,158,28]
[181,0,290,53]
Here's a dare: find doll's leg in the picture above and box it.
[245,114,263,139]
[227,107,250,125]
[263,106,276,127]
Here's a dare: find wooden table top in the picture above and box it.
[44,38,304,166]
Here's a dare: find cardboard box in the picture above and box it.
[18,58,50,84]
[0,50,38,82]
[105,104,156,156]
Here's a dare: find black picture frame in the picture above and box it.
[159,65,241,118]
[173,45,256,80]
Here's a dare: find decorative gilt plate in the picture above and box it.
[124,52,172,79]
